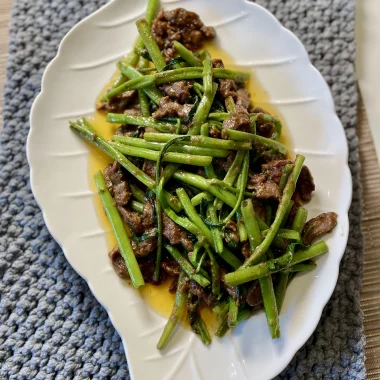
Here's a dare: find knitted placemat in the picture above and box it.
[0,0,364,379]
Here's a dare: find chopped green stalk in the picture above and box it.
[175,187,242,269]
[103,75,156,101]
[112,67,249,97]
[164,244,210,287]
[144,0,159,26]
[236,209,248,243]
[213,300,229,317]
[206,246,220,295]
[207,204,224,254]
[191,192,214,207]
[193,316,212,345]
[237,309,252,323]
[94,171,144,288]
[144,132,251,150]
[176,188,212,240]
[196,251,206,273]
[162,163,181,185]
[242,155,305,268]
[240,198,280,339]
[157,271,187,349]
[292,207,308,234]
[208,112,229,121]
[224,241,328,285]
[203,52,213,96]
[138,89,150,116]
[241,199,262,251]
[110,141,212,167]
[224,129,288,155]
[225,96,236,113]
[280,199,294,228]
[248,114,257,134]
[173,41,203,67]
[69,119,181,212]
[279,164,294,192]
[207,151,249,227]
[136,19,166,71]
[112,0,159,89]
[113,135,230,158]
[154,67,249,84]
[214,150,245,210]
[201,122,209,137]
[228,296,238,327]
[130,200,144,214]
[107,113,176,133]
[215,315,229,337]
[188,83,218,135]
[215,309,252,338]
[173,170,238,208]
[288,261,317,272]
[262,228,300,241]
[118,64,163,104]
[154,138,187,281]
[260,275,280,338]
[130,183,145,203]
[275,272,289,314]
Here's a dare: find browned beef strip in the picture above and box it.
[256,122,274,138]
[224,220,240,246]
[109,246,165,284]
[142,201,155,229]
[97,90,137,113]
[108,246,129,278]
[152,96,193,122]
[214,151,236,174]
[117,206,144,234]
[262,159,294,185]
[252,198,266,223]
[187,280,216,306]
[162,212,194,252]
[124,107,142,116]
[139,257,167,285]
[302,212,338,245]
[209,124,221,139]
[168,277,179,294]
[235,88,251,113]
[116,124,144,138]
[222,112,250,132]
[152,8,216,62]
[130,229,158,257]
[103,161,131,207]
[161,80,193,103]
[142,159,157,180]
[296,165,315,203]
[251,107,267,114]
[212,59,224,68]
[246,281,263,307]
[161,259,181,277]
[220,268,241,304]
[247,173,281,200]
[219,79,237,99]
[241,241,251,259]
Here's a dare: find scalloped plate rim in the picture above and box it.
[27,0,352,379]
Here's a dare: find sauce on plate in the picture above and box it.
[86,43,291,332]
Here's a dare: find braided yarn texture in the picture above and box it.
[0,0,364,379]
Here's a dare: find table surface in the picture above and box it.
[1,1,379,378]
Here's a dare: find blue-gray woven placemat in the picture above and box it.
[0,0,365,379]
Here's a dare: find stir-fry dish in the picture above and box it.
[70,0,338,349]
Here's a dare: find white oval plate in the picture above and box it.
[27,0,352,379]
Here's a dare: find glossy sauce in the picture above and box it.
[87,44,292,333]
